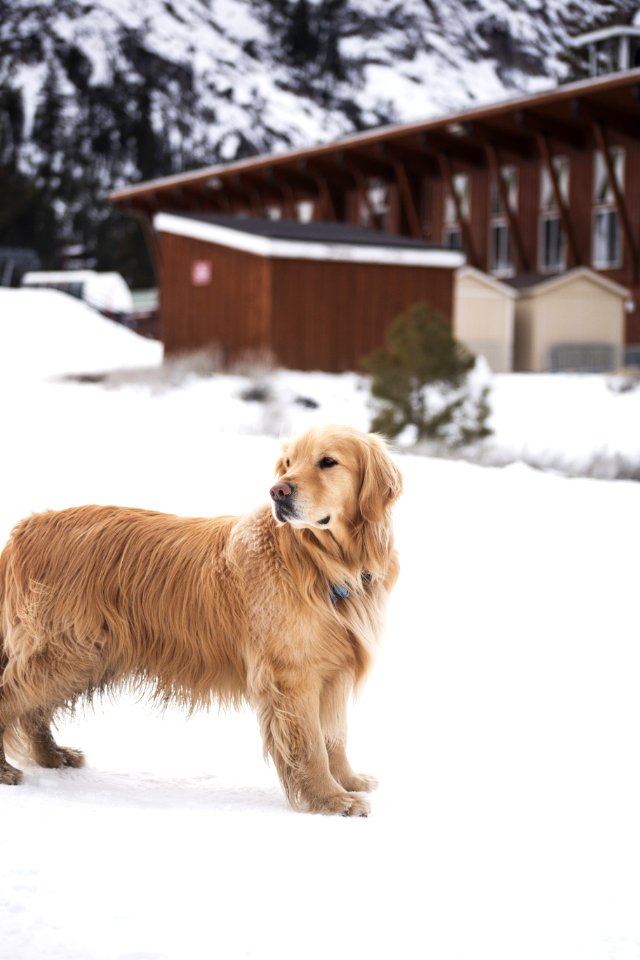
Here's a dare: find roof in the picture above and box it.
[154,212,465,267]
[504,267,630,298]
[456,265,518,298]
[110,67,640,207]
[166,212,444,249]
[22,270,101,283]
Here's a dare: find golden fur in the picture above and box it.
[0,425,401,815]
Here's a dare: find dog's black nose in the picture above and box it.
[270,481,294,502]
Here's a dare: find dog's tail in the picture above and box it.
[0,546,23,760]
[0,544,6,682]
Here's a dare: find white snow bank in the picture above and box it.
[472,370,640,480]
[0,288,162,379]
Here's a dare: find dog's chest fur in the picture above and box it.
[229,507,381,679]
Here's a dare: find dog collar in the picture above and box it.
[330,571,373,604]
[330,583,350,604]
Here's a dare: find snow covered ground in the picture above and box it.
[1,288,640,960]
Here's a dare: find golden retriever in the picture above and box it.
[0,424,401,815]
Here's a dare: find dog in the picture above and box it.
[0,424,402,815]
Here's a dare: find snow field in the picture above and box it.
[0,289,639,960]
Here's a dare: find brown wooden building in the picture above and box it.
[111,66,640,368]
[155,212,462,370]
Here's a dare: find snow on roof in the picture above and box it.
[154,212,465,268]
[22,271,134,313]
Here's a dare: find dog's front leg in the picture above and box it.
[320,678,378,794]
[255,673,370,817]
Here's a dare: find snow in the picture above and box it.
[1,289,640,960]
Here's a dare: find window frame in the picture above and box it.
[489,165,517,277]
[443,173,470,253]
[538,156,569,274]
[591,147,624,270]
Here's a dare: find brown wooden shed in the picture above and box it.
[153,212,464,372]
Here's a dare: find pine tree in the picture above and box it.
[284,0,319,68]
[363,302,493,447]
[32,62,64,181]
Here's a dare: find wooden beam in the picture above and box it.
[591,120,638,284]
[338,148,394,181]
[228,174,268,212]
[376,140,439,177]
[437,153,478,268]
[299,158,356,221]
[393,163,422,238]
[347,166,378,227]
[484,142,529,273]
[420,130,485,168]
[464,121,535,159]
[266,164,320,198]
[299,157,356,189]
[238,171,299,215]
[573,97,640,139]
[515,109,587,150]
[536,133,581,268]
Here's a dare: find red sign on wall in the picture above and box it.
[191,260,212,286]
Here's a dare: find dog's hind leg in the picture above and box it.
[20,708,85,770]
[0,727,23,784]
[0,697,23,784]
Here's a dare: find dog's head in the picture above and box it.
[270,425,402,536]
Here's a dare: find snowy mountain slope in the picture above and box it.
[1,0,636,181]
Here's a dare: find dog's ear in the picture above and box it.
[358,435,403,523]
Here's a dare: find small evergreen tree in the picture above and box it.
[363,302,493,447]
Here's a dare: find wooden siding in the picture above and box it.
[270,258,454,372]
[157,230,455,371]
[158,232,272,357]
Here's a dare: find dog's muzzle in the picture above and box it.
[270,480,297,522]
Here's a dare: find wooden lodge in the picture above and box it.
[110,64,640,372]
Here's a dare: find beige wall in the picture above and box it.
[514,276,625,372]
[454,272,515,372]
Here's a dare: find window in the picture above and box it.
[296,200,314,223]
[443,173,469,251]
[489,165,517,276]
[360,178,389,229]
[539,156,569,273]
[592,147,624,269]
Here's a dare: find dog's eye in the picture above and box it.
[319,457,338,469]
[285,458,290,468]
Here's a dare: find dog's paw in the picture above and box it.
[343,773,379,793]
[59,747,85,768]
[39,747,85,769]
[339,793,370,817]
[306,792,371,817]
[0,762,24,785]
